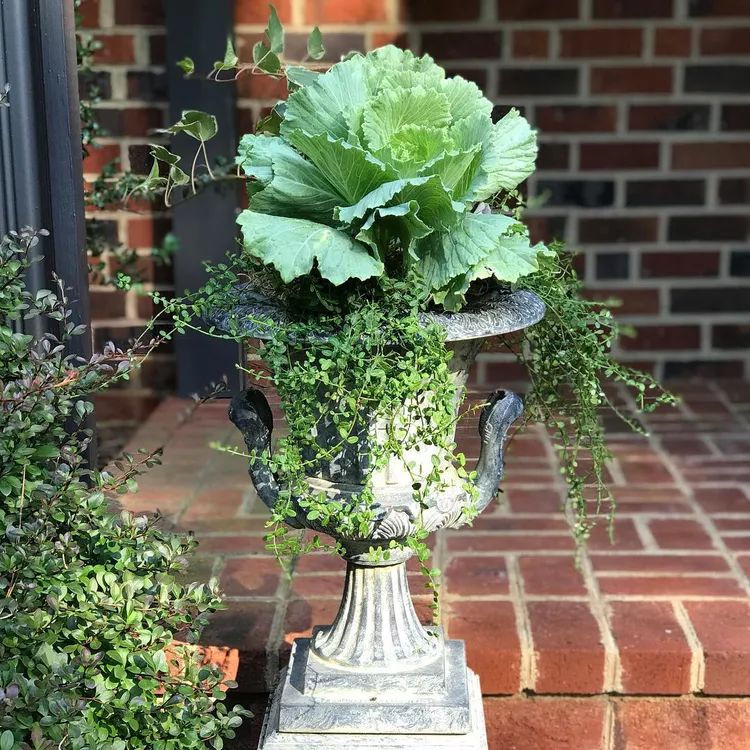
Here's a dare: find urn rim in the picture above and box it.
[209,284,546,343]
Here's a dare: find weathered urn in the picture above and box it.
[216,286,545,749]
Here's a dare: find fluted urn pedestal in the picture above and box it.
[219,287,545,749]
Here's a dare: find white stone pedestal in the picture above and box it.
[257,639,487,749]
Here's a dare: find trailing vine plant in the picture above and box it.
[134,10,675,611]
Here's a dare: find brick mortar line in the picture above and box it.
[226,593,750,602]
[602,699,616,750]
[672,600,706,693]
[506,554,537,690]
[632,516,660,551]
[232,19,750,31]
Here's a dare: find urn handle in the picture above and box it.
[229,388,303,528]
[466,389,524,519]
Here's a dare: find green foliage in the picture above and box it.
[242,277,476,613]
[135,7,677,577]
[510,245,678,541]
[236,46,544,307]
[0,229,249,749]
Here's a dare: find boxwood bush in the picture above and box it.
[0,228,248,750]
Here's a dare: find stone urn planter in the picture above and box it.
[218,286,545,749]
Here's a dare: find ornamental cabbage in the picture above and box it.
[236,45,547,310]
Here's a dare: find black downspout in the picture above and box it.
[164,0,242,397]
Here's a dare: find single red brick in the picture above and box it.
[506,488,564,513]
[641,250,720,278]
[78,0,100,28]
[89,290,126,319]
[621,325,702,352]
[447,532,573,553]
[180,488,245,521]
[497,0,580,20]
[614,698,750,749]
[585,288,661,315]
[472,517,569,533]
[561,28,642,57]
[618,457,674,484]
[127,218,171,248]
[197,535,270,555]
[649,519,716,550]
[701,27,750,54]
[594,0,673,17]
[587,519,645,551]
[610,602,692,694]
[123,107,164,137]
[591,554,729,574]
[446,600,521,693]
[291,573,350,598]
[656,27,693,56]
[536,105,617,132]
[673,142,750,169]
[591,66,673,94]
[528,601,605,694]
[93,34,135,64]
[404,0,480,21]
[538,142,570,169]
[236,73,289,100]
[598,576,743,597]
[512,29,549,58]
[484,697,606,750]
[82,144,120,173]
[694,487,750,514]
[115,0,163,24]
[690,0,750,15]
[305,0,387,23]
[235,0,292,23]
[219,556,281,596]
[445,555,509,596]
[579,217,660,244]
[580,142,660,170]
[629,103,710,130]
[483,360,530,384]
[422,30,503,60]
[149,33,166,65]
[519,555,587,595]
[372,30,409,48]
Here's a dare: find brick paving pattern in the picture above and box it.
[120,380,750,748]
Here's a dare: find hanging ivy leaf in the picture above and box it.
[176,57,195,76]
[213,37,239,73]
[149,144,181,166]
[307,27,325,60]
[265,5,284,54]
[163,110,218,141]
[253,41,281,74]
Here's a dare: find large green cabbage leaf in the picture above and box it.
[236,45,544,308]
[238,211,383,285]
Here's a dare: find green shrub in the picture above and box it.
[0,228,248,749]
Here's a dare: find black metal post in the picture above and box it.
[0,0,90,359]
[164,0,242,397]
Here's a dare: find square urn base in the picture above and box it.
[257,637,488,749]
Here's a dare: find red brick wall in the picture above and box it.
[82,0,750,424]
[79,0,172,434]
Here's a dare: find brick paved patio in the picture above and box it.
[120,380,750,749]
